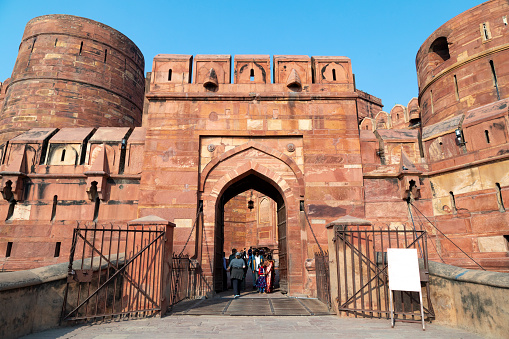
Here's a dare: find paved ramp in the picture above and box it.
[169,297,333,316]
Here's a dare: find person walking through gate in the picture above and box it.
[248,249,264,289]
[222,252,227,291]
[265,258,275,293]
[241,251,248,291]
[228,248,236,289]
[227,252,245,298]
[256,261,267,293]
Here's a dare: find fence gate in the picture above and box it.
[170,254,204,305]
[314,250,331,310]
[333,225,434,321]
[61,222,170,322]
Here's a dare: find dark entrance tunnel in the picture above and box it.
[220,173,284,208]
[214,172,288,293]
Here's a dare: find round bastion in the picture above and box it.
[0,14,145,143]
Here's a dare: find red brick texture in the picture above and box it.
[0,15,145,143]
[416,0,509,126]
[3,2,509,300]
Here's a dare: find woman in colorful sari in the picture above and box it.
[265,259,275,293]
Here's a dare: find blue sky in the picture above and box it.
[0,0,482,110]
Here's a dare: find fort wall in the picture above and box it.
[1,2,509,299]
[0,15,145,143]
[416,0,509,126]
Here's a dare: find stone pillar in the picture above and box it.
[326,215,371,315]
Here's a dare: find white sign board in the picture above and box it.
[387,248,421,292]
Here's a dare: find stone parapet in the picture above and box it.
[428,260,509,338]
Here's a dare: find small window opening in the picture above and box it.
[54,242,61,257]
[119,138,128,174]
[27,38,36,66]
[332,69,337,81]
[60,149,66,162]
[104,49,107,63]
[250,69,255,81]
[93,197,100,222]
[454,75,460,101]
[30,38,36,54]
[503,16,508,26]
[496,183,505,212]
[79,41,83,55]
[428,37,450,64]
[490,60,500,100]
[124,59,127,71]
[396,113,399,120]
[365,125,369,130]
[168,69,172,81]
[430,90,434,114]
[449,191,457,214]
[51,195,57,221]
[6,242,12,257]
[483,23,490,40]
[54,38,58,47]
[485,130,491,144]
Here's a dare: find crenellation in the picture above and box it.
[234,55,270,84]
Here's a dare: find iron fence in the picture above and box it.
[170,254,204,306]
[61,222,170,322]
[333,225,434,321]
[315,250,331,310]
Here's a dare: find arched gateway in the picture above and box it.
[200,144,304,293]
[138,54,368,297]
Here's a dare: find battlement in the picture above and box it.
[150,54,353,92]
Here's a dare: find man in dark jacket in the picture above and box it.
[227,252,246,298]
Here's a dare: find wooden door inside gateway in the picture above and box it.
[277,203,288,293]
[214,199,225,292]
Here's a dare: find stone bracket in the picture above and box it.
[399,174,421,201]
[0,173,26,202]
[84,171,108,201]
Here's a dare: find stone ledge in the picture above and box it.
[0,254,125,292]
[428,260,509,289]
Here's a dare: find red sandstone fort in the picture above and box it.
[0,0,508,298]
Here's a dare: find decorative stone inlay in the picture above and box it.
[207,144,216,152]
[287,143,296,152]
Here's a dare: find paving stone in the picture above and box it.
[22,314,483,339]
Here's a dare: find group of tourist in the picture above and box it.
[225,247,275,298]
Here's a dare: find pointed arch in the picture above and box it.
[209,161,292,201]
[199,141,304,197]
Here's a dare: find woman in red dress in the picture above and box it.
[265,259,275,293]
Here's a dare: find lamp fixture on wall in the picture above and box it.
[455,128,466,146]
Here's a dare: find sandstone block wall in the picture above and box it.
[416,0,509,126]
[141,53,373,295]
[0,15,145,143]
[0,127,145,271]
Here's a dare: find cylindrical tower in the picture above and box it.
[416,0,509,126]
[0,14,145,143]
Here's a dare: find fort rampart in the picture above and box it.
[0,15,145,143]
